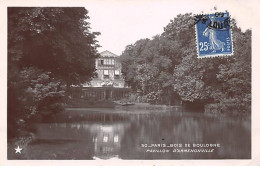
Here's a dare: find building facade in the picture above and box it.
[83,50,125,88]
[72,50,131,100]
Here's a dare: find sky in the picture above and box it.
[85,0,256,55]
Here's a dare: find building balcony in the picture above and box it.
[97,64,115,68]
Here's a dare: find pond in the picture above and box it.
[22,107,251,160]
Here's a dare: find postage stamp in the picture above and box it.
[194,12,233,58]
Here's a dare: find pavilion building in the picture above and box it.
[71,50,131,100]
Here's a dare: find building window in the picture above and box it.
[114,70,120,75]
[114,135,119,143]
[104,70,109,75]
[104,70,109,78]
[114,70,120,79]
[98,59,104,66]
[99,58,115,66]
[103,136,108,142]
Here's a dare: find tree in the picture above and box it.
[120,12,251,113]
[8,7,100,85]
[169,14,251,113]
[120,39,150,91]
[8,7,100,137]
[120,35,181,104]
[215,28,251,113]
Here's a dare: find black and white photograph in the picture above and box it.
[1,0,260,166]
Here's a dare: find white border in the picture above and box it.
[1,0,260,166]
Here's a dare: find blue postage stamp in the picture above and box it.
[195,12,233,58]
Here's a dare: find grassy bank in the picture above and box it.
[65,98,119,108]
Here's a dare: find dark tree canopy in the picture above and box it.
[120,13,251,113]
[8,7,101,137]
[8,7,100,85]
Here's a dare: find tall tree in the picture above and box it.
[8,7,100,85]
[8,7,100,137]
[120,13,251,113]
[168,14,251,113]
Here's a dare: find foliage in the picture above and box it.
[8,7,100,137]
[146,90,163,104]
[120,13,251,114]
[8,7,100,85]
[215,29,251,113]
[120,35,179,105]
[8,66,66,137]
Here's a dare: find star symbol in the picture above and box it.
[14,145,22,154]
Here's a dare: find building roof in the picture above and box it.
[100,50,118,58]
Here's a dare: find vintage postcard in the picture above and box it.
[0,0,260,166]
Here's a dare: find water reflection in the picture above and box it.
[92,123,129,160]
[26,109,250,159]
